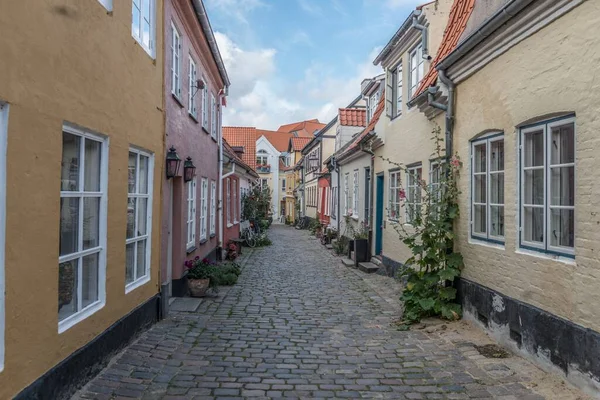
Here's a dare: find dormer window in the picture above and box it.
[409,43,424,98]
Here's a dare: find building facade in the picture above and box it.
[161,0,229,299]
[0,0,165,397]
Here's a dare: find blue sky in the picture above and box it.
[205,0,423,130]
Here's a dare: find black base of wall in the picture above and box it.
[458,278,600,388]
[381,255,405,278]
[15,295,160,400]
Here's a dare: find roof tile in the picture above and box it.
[339,108,367,127]
[223,127,257,168]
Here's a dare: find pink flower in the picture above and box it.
[450,157,460,167]
[398,189,406,200]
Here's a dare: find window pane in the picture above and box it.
[142,0,150,21]
[490,140,504,172]
[60,197,79,256]
[142,21,150,48]
[550,208,574,248]
[473,204,486,234]
[523,207,544,243]
[126,242,135,284]
[490,206,504,237]
[524,169,544,205]
[524,130,544,167]
[128,152,137,193]
[473,143,486,173]
[551,123,574,165]
[136,239,147,279]
[84,139,101,192]
[127,197,136,239]
[83,197,100,250]
[474,175,486,203]
[550,166,574,206]
[82,253,99,308]
[132,2,140,37]
[490,173,504,204]
[137,197,148,236]
[61,132,80,191]
[58,259,78,321]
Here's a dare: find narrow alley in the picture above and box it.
[74,226,583,400]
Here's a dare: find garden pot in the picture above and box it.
[353,239,369,265]
[188,278,210,297]
[347,239,354,260]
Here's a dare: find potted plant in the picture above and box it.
[185,257,219,297]
[351,220,370,265]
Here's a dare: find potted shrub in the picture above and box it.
[352,221,370,266]
[185,257,218,297]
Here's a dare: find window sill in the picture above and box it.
[211,135,218,143]
[468,237,505,251]
[234,221,239,225]
[202,126,210,135]
[227,223,233,228]
[186,246,197,254]
[172,93,184,108]
[199,238,208,245]
[125,275,151,294]
[189,112,199,123]
[133,37,155,60]
[210,233,216,238]
[389,113,402,122]
[58,300,105,334]
[351,215,359,221]
[516,247,575,264]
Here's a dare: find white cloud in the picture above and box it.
[205,0,266,25]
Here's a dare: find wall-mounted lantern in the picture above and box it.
[183,157,196,182]
[166,146,182,179]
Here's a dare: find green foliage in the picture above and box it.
[184,257,220,289]
[259,219,271,231]
[308,218,321,235]
[346,216,369,239]
[255,233,272,247]
[241,185,272,221]
[333,235,349,255]
[379,125,464,324]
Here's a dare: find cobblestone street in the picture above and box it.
[74,226,581,400]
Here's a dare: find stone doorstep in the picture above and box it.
[325,244,333,249]
[169,297,202,312]
[341,258,354,267]
[370,257,382,267]
[358,262,379,274]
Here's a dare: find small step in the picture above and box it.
[350,251,355,261]
[358,262,380,274]
[325,244,333,250]
[341,258,354,267]
[370,257,382,267]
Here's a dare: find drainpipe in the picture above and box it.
[217,92,226,260]
[412,11,430,60]
[437,69,455,159]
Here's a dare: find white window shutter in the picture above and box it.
[385,69,393,118]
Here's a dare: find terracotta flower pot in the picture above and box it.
[188,278,210,297]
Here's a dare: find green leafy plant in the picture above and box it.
[241,186,272,222]
[347,218,369,240]
[333,235,349,255]
[184,257,219,289]
[377,125,464,325]
[308,218,321,235]
[255,233,272,247]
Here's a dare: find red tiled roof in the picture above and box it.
[223,127,257,168]
[277,119,325,137]
[339,108,367,127]
[338,95,385,159]
[413,0,476,98]
[290,137,312,152]
[256,129,293,152]
[223,139,259,178]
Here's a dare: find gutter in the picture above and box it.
[436,0,534,71]
[191,0,231,87]
[373,10,416,65]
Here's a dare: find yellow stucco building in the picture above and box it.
[0,1,164,397]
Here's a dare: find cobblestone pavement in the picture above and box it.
[75,226,554,400]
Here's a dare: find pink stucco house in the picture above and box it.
[161,0,229,303]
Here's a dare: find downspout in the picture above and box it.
[437,69,455,159]
[412,11,430,60]
[217,92,226,259]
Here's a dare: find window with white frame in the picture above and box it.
[59,126,107,331]
[188,56,197,117]
[233,179,238,222]
[210,180,216,235]
[406,165,422,224]
[226,178,231,225]
[389,170,401,220]
[368,91,380,122]
[344,174,349,215]
[126,149,153,291]
[202,81,209,129]
[199,178,208,240]
[430,160,444,217]
[409,44,424,98]
[132,0,155,57]
[256,150,269,166]
[211,94,217,139]
[471,135,504,241]
[170,23,181,98]
[393,64,402,116]
[520,116,575,255]
[97,0,112,11]
[0,103,8,370]
[186,178,196,249]
[331,187,337,219]
[282,179,286,192]
[353,170,359,217]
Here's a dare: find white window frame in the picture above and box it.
[171,22,181,99]
[97,0,112,11]
[352,170,359,218]
[125,148,154,293]
[394,63,403,117]
[344,173,349,216]
[519,116,575,257]
[405,165,422,224]
[0,103,8,370]
[388,170,401,221]
[132,0,155,58]
[282,178,286,192]
[369,91,379,122]
[188,56,198,117]
[59,124,108,333]
[409,43,424,98]
[202,80,209,130]
[470,134,505,243]
[233,179,238,223]
[211,93,217,139]
[210,180,216,236]
[226,178,232,226]
[331,187,337,219]
[199,178,208,241]
[186,178,197,249]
